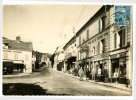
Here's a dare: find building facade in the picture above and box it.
[63,36,77,73]
[75,5,132,86]
[53,45,65,71]
[3,36,33,74]
[108,6,132,87]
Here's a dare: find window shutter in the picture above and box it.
[97,41,100,54]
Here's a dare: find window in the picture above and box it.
[79,36,81,45]
[83,38,85,43]
[3,43,8,49]
[114,33,117,49]
[14,53,18,60]
[93,46,95,55]
[118,28,126,47]
[97,41,100,54]
[101,15,106,30]
[99,19,102,32]
[87,29,89,40]
[101,39,105,52]
[4,52,8,59]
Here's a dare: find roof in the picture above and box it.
[76,5,112,37]
[3,37,33,52]
[63,36,76,50]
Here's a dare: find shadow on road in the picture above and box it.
[3,83,67,96]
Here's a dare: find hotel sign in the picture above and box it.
[88,32,108,44]
[92,52,109,61]
[110,52,126,59]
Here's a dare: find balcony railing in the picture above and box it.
[65,52,76,59]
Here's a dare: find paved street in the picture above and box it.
[3,67,131,96]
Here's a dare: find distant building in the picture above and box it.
[53,45,65,71]
[32,51,52,70]
[63,36,77,73]
[3,36,33,74]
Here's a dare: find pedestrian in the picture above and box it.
[78,67,84,81]
[86,68,90,80]
[86,64,90,80]
[92,67,95,81]
[103,64,108,83]
[97,67,101,82]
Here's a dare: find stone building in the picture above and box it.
[75,5,132,87]
[3,36,33,74]
[63,36,77,73]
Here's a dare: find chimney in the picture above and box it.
[16,36,21,43]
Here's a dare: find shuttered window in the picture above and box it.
[97,41,100,54]
[87,29,89,40]
[114,33,117,49]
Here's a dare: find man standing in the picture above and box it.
[92,67,95,81]
[78,67,84,81]
[97,67,102,82]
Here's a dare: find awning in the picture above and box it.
[3,60,13,63]
[13,61,24,64]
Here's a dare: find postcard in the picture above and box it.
[1,0,135,100]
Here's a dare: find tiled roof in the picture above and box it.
[3,37,33,52]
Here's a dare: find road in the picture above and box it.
[3,67,131,96]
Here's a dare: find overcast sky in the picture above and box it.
[3,5,102,54]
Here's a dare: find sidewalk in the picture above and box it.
[50,68,132,92]
[3,73,31,78]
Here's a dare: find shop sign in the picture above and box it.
[88,32,108,44]
[110,52,126,59]
[119,52,126,57]
[3,50,22,53]
[92,52,109,61]
[110,54,117,59]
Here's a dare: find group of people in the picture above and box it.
[78,64,108,82]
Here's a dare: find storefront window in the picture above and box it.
[112,59,119,78]
[119,58,126,77]
[119,64,126,76]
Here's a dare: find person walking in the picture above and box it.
[78,67,84,81]
[97,67,101,82]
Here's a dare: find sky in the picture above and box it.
[3,5,102,54]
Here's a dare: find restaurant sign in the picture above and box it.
[3,50,22,53]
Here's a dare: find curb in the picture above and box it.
[50,68,132,92]
[3,74,31,78]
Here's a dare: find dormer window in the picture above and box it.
[3,43,8,49]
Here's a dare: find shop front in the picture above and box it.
[64,56,76,74]
[3,60,25,74]
[110,52,127,84]
[91,52,109,82]
[3,60,14,74]
[13,60,24,73]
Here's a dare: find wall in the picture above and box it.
[3,49,32,73]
